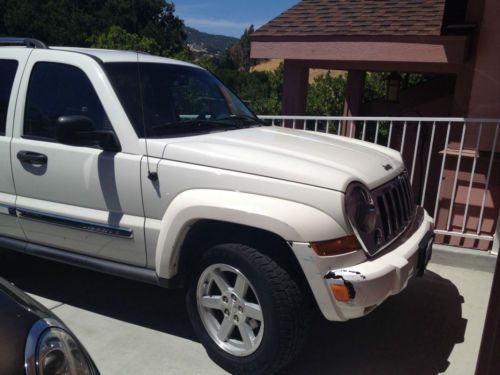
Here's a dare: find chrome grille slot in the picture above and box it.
[396,181,410,221]
[385,190,398,234]
[401,174,414,216]
[377,196,390,238]
[391,188,403,228]
[393,185,406,223]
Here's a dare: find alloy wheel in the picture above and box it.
[196,263,264,357]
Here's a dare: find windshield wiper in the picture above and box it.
[216,114,268,126]
[150,119,241,136]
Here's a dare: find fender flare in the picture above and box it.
[154,189,347,279]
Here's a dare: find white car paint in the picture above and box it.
[158,126,404,191]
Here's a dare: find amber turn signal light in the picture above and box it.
[330,284,352,302]
[310,235,361,256]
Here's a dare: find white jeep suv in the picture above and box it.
[0,38,434,374]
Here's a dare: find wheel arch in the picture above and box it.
[154,189,347,279]
[180,220,306,285]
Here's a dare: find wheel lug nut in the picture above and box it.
[222,296,228,303]
[233,315,239,322]
[231,295,237,301]
[224,309,229,316]
[238,306,243,313]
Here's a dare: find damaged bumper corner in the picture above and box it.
[324,270,357,301]
[290,208,434,321]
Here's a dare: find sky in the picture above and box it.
[173,0,298,38]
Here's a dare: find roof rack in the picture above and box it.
[0,37,47,49]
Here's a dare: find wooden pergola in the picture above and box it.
[250,0,474,117]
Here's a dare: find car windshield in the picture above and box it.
[104,62,264,138]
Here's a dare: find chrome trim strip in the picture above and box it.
[16,208,134,239]
[0,203,15,216]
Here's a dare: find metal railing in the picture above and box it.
[259,115,500,252]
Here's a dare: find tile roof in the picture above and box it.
[253,0,447,37]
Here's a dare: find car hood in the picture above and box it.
[154,126,405,191]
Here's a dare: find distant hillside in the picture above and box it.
[186,27,238,55]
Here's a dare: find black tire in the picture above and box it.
[186,243,310,375]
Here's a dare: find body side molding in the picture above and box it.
[0,203,16,216]
[16,208,134,238]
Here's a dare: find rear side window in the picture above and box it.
[0,60,18,135]
[24,62,112,141]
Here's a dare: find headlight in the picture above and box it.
[25,319,98,375]
[37,327,95,375]
[345,183,377,234]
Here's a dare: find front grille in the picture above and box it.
[366,173,416,256]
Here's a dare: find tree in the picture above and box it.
[307,72,347,116]
[0,0,7,35]
[363,72,388,103]
[2,0,100,46]
[91,26,160,54]
[227,25,255,71]
[0,0,186,55]
[133,1,186,55]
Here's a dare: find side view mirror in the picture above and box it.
[56,116,121,152]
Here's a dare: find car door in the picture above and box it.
[10,49,147,266]
[0,50,31,241]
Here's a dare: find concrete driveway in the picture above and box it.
[0,248,494,375]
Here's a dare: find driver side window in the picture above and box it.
[24,62,113,142]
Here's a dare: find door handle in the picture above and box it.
[17,151,48,165]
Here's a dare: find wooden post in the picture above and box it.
[342,70,366,136]
[475,251,500,374]
[282,60,309,128]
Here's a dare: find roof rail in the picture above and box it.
[0,37,48,49]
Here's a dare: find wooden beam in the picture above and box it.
[251,36,468,67]
[301,60,461,74]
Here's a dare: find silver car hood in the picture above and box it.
[153,126,405,192]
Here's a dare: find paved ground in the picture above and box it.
[0,248,494,375]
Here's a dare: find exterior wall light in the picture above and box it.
[385,72,402,103]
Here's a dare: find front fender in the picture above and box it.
[155,189,347,279]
